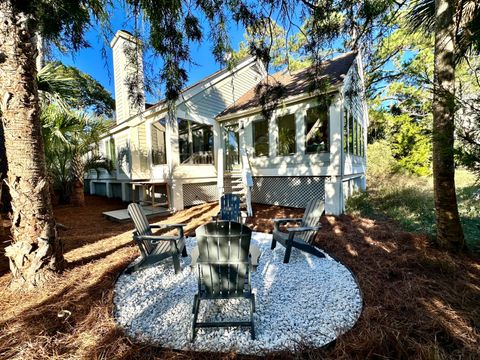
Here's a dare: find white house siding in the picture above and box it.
[179,65,263,120]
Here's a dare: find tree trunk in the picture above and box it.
[70,152,85,206]
[0,1,64,289]
[432,0,464,251]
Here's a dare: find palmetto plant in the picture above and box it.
[41,104,113,206]
[36,60,114,206]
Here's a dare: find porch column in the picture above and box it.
[171,180,184,211]
[105,181,112,198]
[121,182,129,202]
[325,176,343,215]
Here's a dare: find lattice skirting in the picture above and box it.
[183,182,218,207]
[252,176,325,208]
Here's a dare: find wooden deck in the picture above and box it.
[103,205,171,223]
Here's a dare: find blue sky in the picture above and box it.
[54,2,247,104]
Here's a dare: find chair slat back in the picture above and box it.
[128,203,154,253]
[220,194,241,222]
[299,199,324,244]
[196,221,252,296]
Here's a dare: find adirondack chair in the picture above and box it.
[213,193,245,223]
[271,198,326,263]
[127,203,187,274]
[191,221,255,341]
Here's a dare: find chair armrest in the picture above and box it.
[273,218,303,232]
[273,218,303,224]
[150,224,185,238]
[133,234,180,243]
[211,213,220,222]
[286,226,322,233]
[150,224,186,229]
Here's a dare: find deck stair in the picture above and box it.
[223,169,247,209]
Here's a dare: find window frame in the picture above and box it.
[177,118,214,165]
[304,105,329,154]
[276,113,297,156]
[150,119,167,166]
[252,118,269,157]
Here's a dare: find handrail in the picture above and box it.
[181,151,213,165]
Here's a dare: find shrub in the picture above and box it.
[366,140,398,180]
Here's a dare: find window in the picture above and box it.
[305,106,329,153]
[178,118,213,164]
[348,113,354,154]
[343,109,348,153]
[354,119,358,156]
[277,114,296,155]
[359,124,364,157]
[253,119,269,157]
[151,119,167,165]
[106,138,116,166]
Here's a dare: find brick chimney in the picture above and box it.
[110,30,145,124]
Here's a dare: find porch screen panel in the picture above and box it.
[305,105,329,153]
[151,119,167,165]
[277,114,296,155]
[348,113,354,154]
[106,138,116,167]
[178,118,213,164]
[253,119,269,157]
[343,109,348,153]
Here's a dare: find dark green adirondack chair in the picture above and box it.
[271,198,326,263]
[191,221,255,341]
[127,203,187,274]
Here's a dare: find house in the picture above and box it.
[87,30,367,215]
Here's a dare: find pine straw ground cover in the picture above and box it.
[0,196,479,359]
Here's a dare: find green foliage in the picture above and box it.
[366,140,398,179]
[41,104,111,203]
[367,12,434,176]
[16,0,110,52]
[232,20,311,72]
[347,169,480,254]
[37,62,115,116]
[408,0,480,62]
[386,113,432,176]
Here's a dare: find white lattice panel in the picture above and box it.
[183,182,218,206]
[252,176,325,208]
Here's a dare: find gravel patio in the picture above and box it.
[114,232,362,353]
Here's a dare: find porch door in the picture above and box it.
[225,124,240,171]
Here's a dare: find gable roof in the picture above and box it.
[143,56,259,116]
[217,51,358,118]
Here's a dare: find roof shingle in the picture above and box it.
[217,51,358,118]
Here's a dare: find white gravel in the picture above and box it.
[113,232,363,354]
